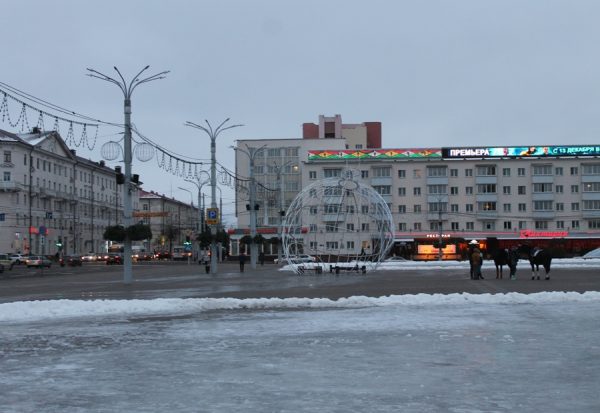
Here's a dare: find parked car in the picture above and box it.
[155,251,171,260]
[60,254,83,267]
[384,256,408,262]
[95,252,109,262]
[582,248,600,259]
[9,253,28,265]
[106,253,123,265]
[81,253,97,262]
[26,256,52,268]
[273,254,316,264]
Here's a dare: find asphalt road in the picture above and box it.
[0,260,598,304]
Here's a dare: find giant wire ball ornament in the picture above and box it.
[281,169,394,274]
[100,141,122,161]
[134,142,155,162]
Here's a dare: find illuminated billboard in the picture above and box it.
[442,145,600,158]
[308,148,442,161]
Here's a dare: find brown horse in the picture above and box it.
[518,244,552,280]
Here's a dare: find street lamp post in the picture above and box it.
[87,66,168,284]
[233,144,267,269]
[178,186,195,265]
[185,119,242,275]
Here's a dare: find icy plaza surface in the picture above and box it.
[1,293,599,412]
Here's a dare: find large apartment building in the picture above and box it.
[0,128,136,255]
[231,116,600,259]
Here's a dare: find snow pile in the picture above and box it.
[1,291,599,323]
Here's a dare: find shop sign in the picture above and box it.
[519,230,568,238]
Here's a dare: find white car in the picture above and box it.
[582,248,600,259]
[274,254,316,264]
[26,256,52,268]
[384,256,408,262]
[9,254,28,265]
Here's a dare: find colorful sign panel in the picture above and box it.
[442,145,600,158]
[308,149,442,161]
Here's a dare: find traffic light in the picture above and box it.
[184,236,191,245]
[115,166,125,185]
[56,238,63,250]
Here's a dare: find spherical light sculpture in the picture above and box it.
[100,141,122,161]
[134,142,155,162]
[281,169,394,274]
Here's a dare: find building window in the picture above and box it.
[413,187,421,196]
[477,202,497,211]
[309,241,318,249]
[310,206,318,215]
[518,168,526,176]
[502,186,511,195]
[572,220,580,229]
[502,168,511,177]
[570,167,579,175]
[535,221,549,229]
[267,148,280,157]
[324,168,341,178]
[346,241,355,249]
[533,183,553,193]
[428,184,447,195]
[326,242,339,250]
[555,203,564,211]
[518,186,526,195]
[429,222,442,231]
[414,205,422,213]
[346,205,355,214]
[427,166,447,177]
[324,204,340,214]
[588,220,600,229]
[361,223,370,231]
[362,205,369,214]
[518,203,527,212]
[583,182,600,192]
[450,169,458,177]
[466,222,474,230]
[346,223,355,232]
[373,185,391,195]
[465,169,473,177]
[477,184,496,194]
[361,170,369,179]
[450,187,458,195]
[325,222,339,232]
[451,222,459,230]
[428,202,447,213]
[555,167,563,176]
[533,201,553,211]
[451,204,459,212]
[413,169,421,179]
[519,221,526,229]
[398,169,406,178]
[556,185,563,193]
[309,171,317,180]
[582,164,600,175]
[465,186,473,195]
[503,221,512,230]
[583,200,600,210]
[571,185,579,193]
[571,202,580,211]
[556,221,564,229]
[398,223,407,231]
[414,222,422,231]
[476,165,496,176]
[503,203,511,212]
[398,187,406,196]
[309,224,317,232]
[3,172,10,181]
[466,204,474,212]
[532,165,552,175]
[482,221,495,230]
[398,205,406,214]
[373,167,391,177]
[3,151,11,163]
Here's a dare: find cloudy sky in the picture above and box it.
[2,0,599,224]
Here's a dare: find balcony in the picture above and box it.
[531,210,555,219]
[582,210,600,219]
[0,181,25,192]
[39,187,57,198]
[426,212,449,221]
[475,210,498,220]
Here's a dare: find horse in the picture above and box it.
[491,249,510,279]
[518,244,552,280]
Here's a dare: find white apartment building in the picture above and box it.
[233,120,600,259]
[0,128,137,255]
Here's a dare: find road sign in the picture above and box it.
[206,208,219,225]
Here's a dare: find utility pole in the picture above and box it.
[185,119,242,274]
[87,66,168,284]
[438,198,443,261]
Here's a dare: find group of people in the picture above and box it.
[469,241,519,281]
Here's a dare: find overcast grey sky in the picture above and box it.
[2,0,600,224]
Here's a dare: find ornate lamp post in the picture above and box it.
[184,119,242,274]
[87,65,168,284]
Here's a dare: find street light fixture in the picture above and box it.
[232,143,267,269]
[87,65,168,284]
[184,119,242,275]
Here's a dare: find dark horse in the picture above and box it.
[492,249,510,279]
[518,244,552,280]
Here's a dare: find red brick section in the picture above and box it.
[365,122,382,148]
[302,123,319,139]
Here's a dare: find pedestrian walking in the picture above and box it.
[508,245,519,280]
[468,240,478,279]
[239,252,246,272]
[471,244,484,280]
[259,251,265,266]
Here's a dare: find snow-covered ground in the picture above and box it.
[1,292,600,412]
[281,256,600,272]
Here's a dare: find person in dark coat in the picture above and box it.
[239,252,246,272]
[471,247,484,280]
[259,251,265,266]
[508,246,519,280]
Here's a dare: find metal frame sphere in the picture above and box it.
[281,169,394,274]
